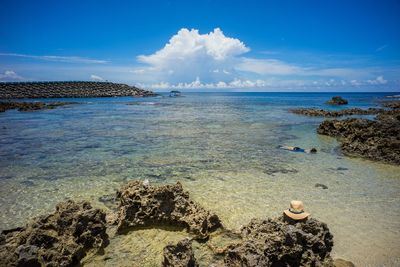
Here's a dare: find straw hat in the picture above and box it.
[283,200,310,220]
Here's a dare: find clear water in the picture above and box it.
[0,92,399,266]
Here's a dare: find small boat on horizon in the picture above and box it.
[169,90,182,97]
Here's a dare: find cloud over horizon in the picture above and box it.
[130,28,396,90]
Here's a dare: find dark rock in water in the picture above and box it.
[333,258,355,267]
[114,181,222,239]
[317,110,400,164]
[315,183,328,189]
[382,100,400,109]
[224,216,334,267]
[326,96,348,105]
[336,167,348,171]
[0,101,78,112]
[0,200,108,267]
[163,238,198,267]
[289,107,382,117]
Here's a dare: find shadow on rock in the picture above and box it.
[114,181,222,239]
[0,200,108,267]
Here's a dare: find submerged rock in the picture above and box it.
[0,200,108,267]
[163,238,198,267]
[289,107,382,117]
[315,183,328,189]
[326,96,348,105]
[114,181,222,239]
[224,216,334,267]
[0,101,77,112]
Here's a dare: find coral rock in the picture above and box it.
[326,96,348,105]
[0,200,108,267]
[224,217,334,267]
[115,181,222,239]
[163,238,198,267]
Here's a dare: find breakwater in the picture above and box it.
[0,81,157,99]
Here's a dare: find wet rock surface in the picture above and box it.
[317,109,400,164]
[326,96,348,105]
[289,107,382,117]
[224,216,334,267]
[0,81,157,99]
[382,100,400,109]
[163,238,198,267]
[0,200,108,267]
[114,181,222,239]
[0,101,78,112]
[290,100,400,165]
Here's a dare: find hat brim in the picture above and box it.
[284,209,310,220]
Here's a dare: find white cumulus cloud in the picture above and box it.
[90,74,105,81]
[135,28,249,83]
[0,70,24,81]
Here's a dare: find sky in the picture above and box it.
[1,0,400,92]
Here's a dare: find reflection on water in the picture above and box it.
[0,93,399,266]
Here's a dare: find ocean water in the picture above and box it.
[0,92,399,266]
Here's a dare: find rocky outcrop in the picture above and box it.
[289,107,382,117]
[0,200,108,267]
[382,100,400,109]
[114,181,222,239]
[0,101,77,112]
[163,239,198,267]
[224,217,334,267]
[0,81,157,99]
[326,96,348,105]
[317,110,400,164]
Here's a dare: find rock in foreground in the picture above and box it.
[115,181,222,239]
[163,239,198,267]
[0,200,108,267]
[224,217,334,267]
[326,96,348,105]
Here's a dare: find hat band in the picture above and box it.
[289,208,304,214]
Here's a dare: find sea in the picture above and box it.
[0,92,399,266]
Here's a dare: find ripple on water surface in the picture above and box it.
[0,93,399,266]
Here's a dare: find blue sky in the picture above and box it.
[1,0,400,91]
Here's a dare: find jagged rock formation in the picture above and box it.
[317,110,400,164]
[163,238,198,267]
[289,107,382,117]
[326,96,348,105]
[114,181,222,239]
[224,217,334,267]
[0,200,108,267]
[0,101,77,112]
[0,81,157,99]
[382,100,400,109]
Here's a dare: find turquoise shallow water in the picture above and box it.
[0,92,399,266]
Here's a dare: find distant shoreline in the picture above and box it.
[0,81,157,99]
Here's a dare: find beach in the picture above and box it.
[0,92,399,266]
